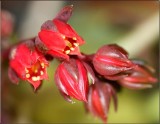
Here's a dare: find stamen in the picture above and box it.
[73,43,79,47]
[72,37,77,40]
[70,47,75,51]
[25,68,29,73]
[62,35,66,39]
[41,63,45,68]
[40,71,44,75]
[65,50,70,54]
[37,76,40,80]
[26,74,30,78]
[34,69,38,73]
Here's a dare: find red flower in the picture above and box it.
[54,58,95,103]
[118,60,157,89]
[9,39,49,90]
[93,44,136,80]
[85,82,117,123]
[36,19,85,60]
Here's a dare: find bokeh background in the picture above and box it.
[1,1,159,123]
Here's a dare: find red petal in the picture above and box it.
[53,19,85,45]
[8,67,19,84]
[38,30,66,51]
[27,79,42,91]
[59,64,81,100]
[47,49,69,60]
[77,60,88,102]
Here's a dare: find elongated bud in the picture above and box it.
[54,58,89,103]
[93,44,136,80]
[84,82,117,123]
[118,59,157,89]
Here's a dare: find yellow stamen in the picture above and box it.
[40,71,44,75]
[65,50,70,54]
[62,35,66,39]
[26,74,30,78]
[73,43,79,47]
[34,69,38,73]
[25,68,29,73]
[73,37,77,40]
[41,63,45,68]
[70,47,74,51]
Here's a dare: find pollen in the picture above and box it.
[70,47,74,51]
[73,43,79,47]
[41,63,45,68]
[32,76,40,81]
[26,74,30,78]
[25,68,29,73]
[72,37,77,40]
[40,71,44,75]
[34,69,38,73]
[62,35,66,39]
[65,50,70,54]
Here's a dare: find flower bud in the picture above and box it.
[118,60,157,89]
[93,44,135,80]
[54,58,95,103]
[85,82,117,123]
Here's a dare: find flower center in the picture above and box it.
[25,61,45,81]
[62,36,79,54]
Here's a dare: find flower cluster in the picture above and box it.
[8,5,157,123]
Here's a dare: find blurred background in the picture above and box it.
[1,1,159,123]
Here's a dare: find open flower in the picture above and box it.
[36,18,85,60]
[9,39,49,90]
[54,58,95,103]
[118,60,157,89]
[85,82,117,123]
[93,44,136,80]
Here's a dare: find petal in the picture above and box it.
[8,67,19,84]
[82,62,96,84]
[38,30,66,51]
[27,79,42,91]
[119,80,152,89]
[9,59,26,79]
[41,20,56,31]
[69,46,81,56]
[47,49,69,60]
[53,19,85,45]
[58,64,81,100]
[77,60,88,102]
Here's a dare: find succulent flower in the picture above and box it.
[118,60,157,89]
[9,39,49,90]
[85,82,117,123]
[54,58,95,103]
[35,5,85,60]
[93,44,136,80]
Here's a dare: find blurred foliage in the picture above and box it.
[1,1,159,123]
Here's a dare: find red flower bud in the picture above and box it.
[85,82,117,123]
[118,60,157,89]
[93,44,136,80]
[54,58,94,103]
[36,19,85,60]
[9,39,49,90]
